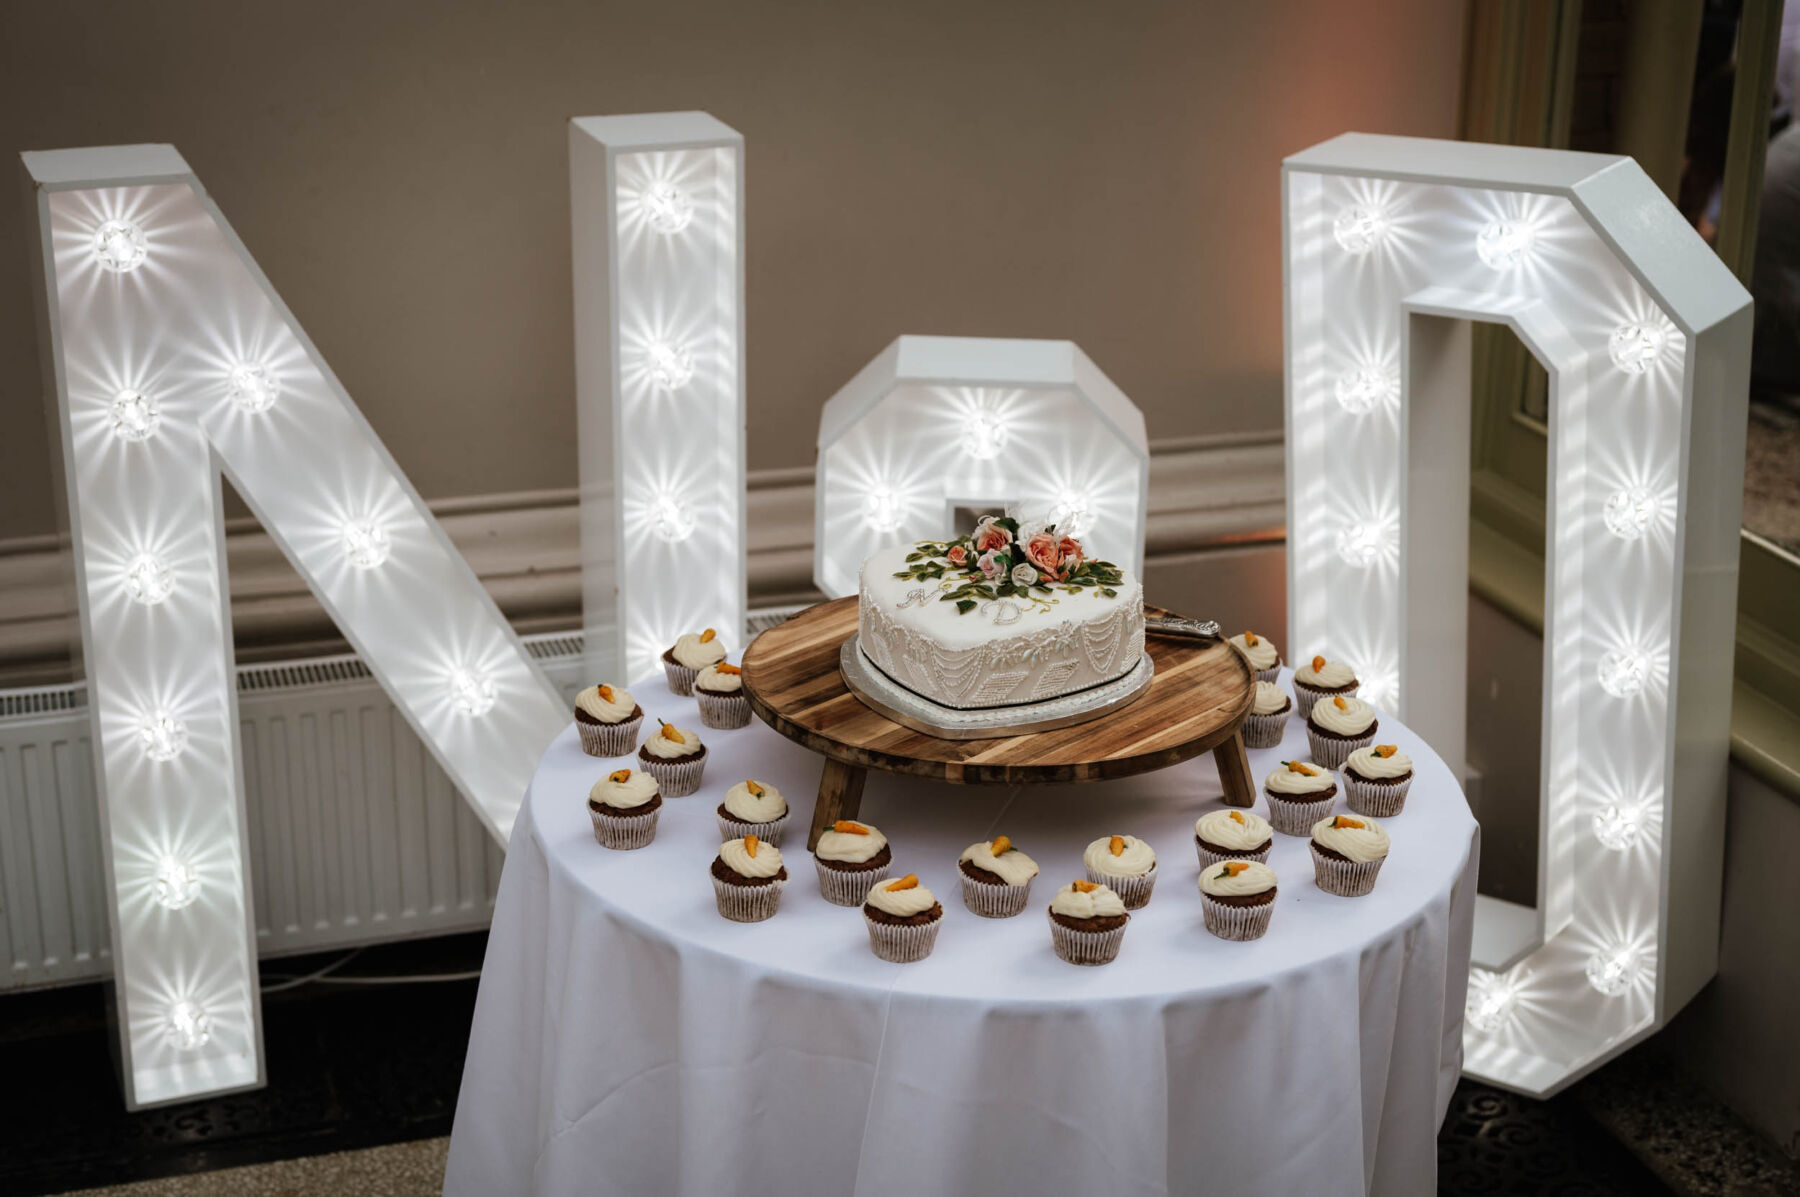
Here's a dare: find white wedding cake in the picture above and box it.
[856,516,1145,710]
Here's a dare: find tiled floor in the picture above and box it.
[4,932,1794,1196]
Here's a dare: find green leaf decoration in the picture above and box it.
[955,599,976,614]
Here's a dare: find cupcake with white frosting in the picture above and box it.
[587,768,661,850]
[1306,694,1379,771]
[1229,630,1282,684]
[573,683,645,758]
[716,778,790,846]
[637,719,706,796]
[663,627,727,697]
[1263,759,1337,836]
[813,819,893,906]
[1194,808,1274,868]
[863,874,944,962]
[1343,744,1415,818]
[1242,680,1293,749]
[1047,880,1130,966]
[1310,814,1390,896]
[1292,654,1359,719]
[711,835,788,922]
[694,663,752,729]
[1199,860,1279,941]
[957,835,1040,918]
[1082,834,1157,909]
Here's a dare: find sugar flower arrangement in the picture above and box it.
[891,515,1123,614]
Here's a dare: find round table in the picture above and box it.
[445,668,1479,1197]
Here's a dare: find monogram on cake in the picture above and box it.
[857,515,1145,710]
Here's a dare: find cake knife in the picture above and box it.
[1144,613,1222,641]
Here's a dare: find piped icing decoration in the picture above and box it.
[1251,680,1290,715]
[865,874,937,917]
[671,628,728,669]
[695,662,744,693]
[1295,655,1357,688]
[1199,859,1278,898]
[1266,760,1336,795]
[1311,695,1377,735]
[722,778,788,823]
[1050,879,1128,920]
[1229,631,1279,671]
[1195,807,1273,849]
[590,769,658,809]
[1312,814,1390,862]
[815,820,888,863]
[1083,834,1155,878]
[960,835,1040,886]
[576,683,636,722]
[642,719,703,759]
[1346,744,1414,780]
[719,835,783,879]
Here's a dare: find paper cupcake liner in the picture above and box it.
[1310,844,1385,896]
[863,912,943,962]
[1307,726,1375,771]
[712,875,786,922]
[638,752,705,797]
[1194,838,1273,870]
[815,857,890,906]
[716,811,790,848]
[1345,773,1412,818]
[1048,911,1127,966]
[1242,709,1289,750]
[1253,662,1282,685]
[589,806,658,850]
[696,690,752,729]
[1201,893,1276,941]
[1265,790,1335,837]
[959,873,1034,918]
[1291,679,1357,721]
[663,655,699,697]
[577,713,643,758]
[1084,862,1156,909]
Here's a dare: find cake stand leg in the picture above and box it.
[808,758,868,850]
[1214,731,1255,808]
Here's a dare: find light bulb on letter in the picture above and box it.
[227,363,279,413]
[642,181,694,234]
[1608,324,1666,375]
[1585,945,1639,996]
[165,1000,212,1050]
[1597,648,1648,698]
[1332,205,1387,254]
[341,519,390,569]
[110,390,160,442]
[1476,219,1535,269]
[1592,803,1644,851]
[1603,487,1657,540]
[124,553,175,605]
[93,219,147,273]
[154,855,200,910]
[646,341,695,391]
[139,712,188,763]
[863,487,903,532]
[651,495,696,543]
[1334,364,1395,414]
[450,669,497,716]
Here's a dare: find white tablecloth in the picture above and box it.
[446,669,1478,1196]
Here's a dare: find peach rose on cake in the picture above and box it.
[946,544,968,566]
[973,516,1013,553]
[1024,531,1066,581]
[1057,534,1084,573]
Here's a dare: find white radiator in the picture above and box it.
[0,610,804,993]
[0,630,587,992]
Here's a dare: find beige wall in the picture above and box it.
[0,0,1464,542]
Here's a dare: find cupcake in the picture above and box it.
[1242,680,1292,750]
[637,719,706,796]
[1047,880,1130,966]
[1229,630,1282,683]
[1199,860,1279,941]
[1310,814,1390,896]
[663,628,727,696]
[711,834,787,922]
[1307,695,1378,771]
[813,819,892,906]
[957,835,1040,918]
[716,778,790,846]
[694,663,752,729]
[574,683,644,757]
[1082,834,1157,909]
[1194,808,1274,869]
[1292,654,1358,719]
[1343,744,1415,818]
[862,874,944,962]
[1264,759,1337,836]
[587,768,661,849]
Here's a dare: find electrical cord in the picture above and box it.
[260,948,481,993]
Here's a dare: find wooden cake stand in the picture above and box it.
[740,597,1258,848]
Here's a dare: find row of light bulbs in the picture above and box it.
[1466,939,1647,1037]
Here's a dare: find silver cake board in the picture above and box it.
[838,635,1155,740]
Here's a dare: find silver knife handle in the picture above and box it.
[1145,614,1222,641]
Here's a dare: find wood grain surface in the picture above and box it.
[740,597,1256,787]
